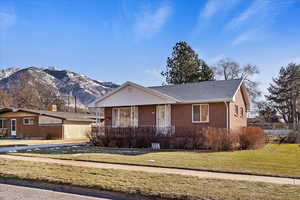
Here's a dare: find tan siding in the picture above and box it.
[39,115,63,124]
[63,122,91,139]
[229,88,247,130]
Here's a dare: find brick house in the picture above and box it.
[89,79,250,131]
[0,108,95,139]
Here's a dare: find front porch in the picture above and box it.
[102,104,172,129]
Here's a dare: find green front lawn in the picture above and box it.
[12,144,300,178]
[0,158,300,200]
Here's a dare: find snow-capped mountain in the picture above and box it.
[0,66,119,107]
[0,67,22,79]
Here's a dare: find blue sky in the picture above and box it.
[1,0,300,95]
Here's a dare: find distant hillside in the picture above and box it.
[0,66,118,108]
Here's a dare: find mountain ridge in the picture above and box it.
[0,66,118,108]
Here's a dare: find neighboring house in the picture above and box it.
[89,79,250,131]
[0,108,95,139]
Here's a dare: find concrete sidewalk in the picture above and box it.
[0,142,86,153]
[0,154,299,186]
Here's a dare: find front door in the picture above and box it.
[11,119,16,136]
[156,105,171,134]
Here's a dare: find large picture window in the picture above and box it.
[192,104,209,123]
[112,106,138,127]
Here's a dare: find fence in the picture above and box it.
[247,122,293,137]
[92,126,204,137]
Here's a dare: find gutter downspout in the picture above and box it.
[62,120,65,139]
[224,101,229,131]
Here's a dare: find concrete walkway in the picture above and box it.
[0,154,299,186]
[0,142,86,153]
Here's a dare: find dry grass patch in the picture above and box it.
[0,158,300,200]
[12,144,300,178]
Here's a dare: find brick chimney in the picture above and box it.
[48,105,57,112]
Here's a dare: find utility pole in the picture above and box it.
[67,95,70,112]
[74,95,77,113]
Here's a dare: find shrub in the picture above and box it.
[45,133,54,140]
[237,127,266,149]
[285,130,300,144]
[202,128,239,151]
[89,126,267,151]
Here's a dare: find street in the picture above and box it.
[0,183,121,200]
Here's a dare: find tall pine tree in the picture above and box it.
[266,63,300,129]
[161,41,214,84]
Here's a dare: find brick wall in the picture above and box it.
[104,103,227,129]
[138,105,156,126]
[2,116,63,139]
[171,103,227,129]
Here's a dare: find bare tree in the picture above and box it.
[10,74,41,109]
[215,58,260,101]
[33,80,66,111]
[0,90,12,107]
[10,74,66,110]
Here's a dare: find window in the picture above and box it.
[234,105,239,116]
[0,119,4,128]
[111,107,138,127]
[23,118,34,125]
[192,104,209,123]
[119,107,131,127]
[240,107,244,118]
[112,108,119,127]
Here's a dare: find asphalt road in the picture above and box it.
[0,183,117,200]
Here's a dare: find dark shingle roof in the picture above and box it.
[0,108,95,122]
[149,79,243,102]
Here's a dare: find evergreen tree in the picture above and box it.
[161,41,214,84]
[199,61,215,81]
[266,63,300,129]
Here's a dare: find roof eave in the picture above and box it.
[178,98,233,104]
[89,81,181,108]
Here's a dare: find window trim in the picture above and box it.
[23,118,34,125]
[192,104,209,123]
[234,104,239,117]
[111,106,138,127]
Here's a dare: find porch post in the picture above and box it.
[164,104,167,128]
